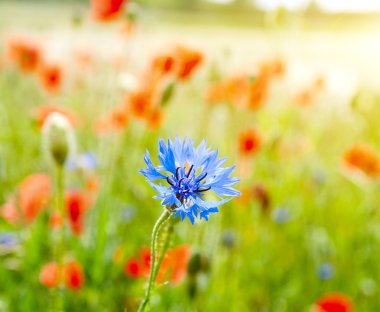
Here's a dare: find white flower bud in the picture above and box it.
[42,112,76,167]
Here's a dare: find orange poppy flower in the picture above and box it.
[146,108,164,130]
[125,88,153,119]
[343,144,380,178]
[6,37,41,73]
[173,46,203,81]
[91,0,126,22]
[39,262,61,288]
[206,75,249,108]
[295,89,313,106]
[19,173,52,223]
[35,104,78,129]
[151,53,175,79]
[63,260,84,291]
[110,105,128,130]
[38,63,63,94]
[167,245,191,284]
[259,58,286,79]
[238,129,262,156]
[314,293,353,312]
[49,211,63,230]
[65,190,90,236]
[248,75,268,110]
[1,199,19,225]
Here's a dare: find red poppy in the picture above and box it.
[65,190,89,236]
[19,174,52,223]
[91,0,126,22]
[151,53,175,79]
[173,46,203,81]
[238,129,261,156]
[63,260,84,291]
[315,293,353,312]
[124,257,142,278]
[124,246,190,284]
[39,262,61,288]
[38,63,63,94]
[6,37,41,73]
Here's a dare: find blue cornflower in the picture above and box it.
[65,152,97,171]
[139,137,240,224]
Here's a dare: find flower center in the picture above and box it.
[166,165,210,203]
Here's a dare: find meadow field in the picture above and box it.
[1,1,380,311]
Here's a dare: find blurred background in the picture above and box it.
[1,0,380,311]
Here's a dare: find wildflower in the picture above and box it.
[125,246,190,284]
[66,152,98,172]
[110,105,129,130]
[63,260,84,291]
[238,128,261,156]
[151,53,175,78]
[6,36,41,73]
[125,88,153,119]
[1,199,19,225]
[125,257,142,278]
[42,112,76,167]
[124,248,150,279]
[157,245,191,284]
[247,75,268,109]
[313,293,353,312]
[173,46,203,81]
[49,211,63,230]
[206,75,249,107]
[0,232,19,254]
[222,229,236,248]
[272,206,290,224]
[146,108,164,130]
[343,144,380,178]
[317,263,335,280]
[65,190,90,236]
[19,173,52,223]
[90,0,126,22]
[39,262,61,288]
[35,104,78,129]
[38,63,63,94]
[139,137,240,224]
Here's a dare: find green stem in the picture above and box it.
[138,209,171,312]
[153,219,175,282]
[54,165,65,312]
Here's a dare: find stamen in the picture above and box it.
[197,186,211,193]
[196,172,207,183]
[166,177,175,186]
[178,178,184,187]
[176,167,181,180]
[186,165,194,178]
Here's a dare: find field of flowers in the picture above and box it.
[1,1,380,311]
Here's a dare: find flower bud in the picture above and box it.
[42,112,76,167]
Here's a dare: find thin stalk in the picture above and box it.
[153,219,175,282]
[53,165,65,312]
[138,209,172,312]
